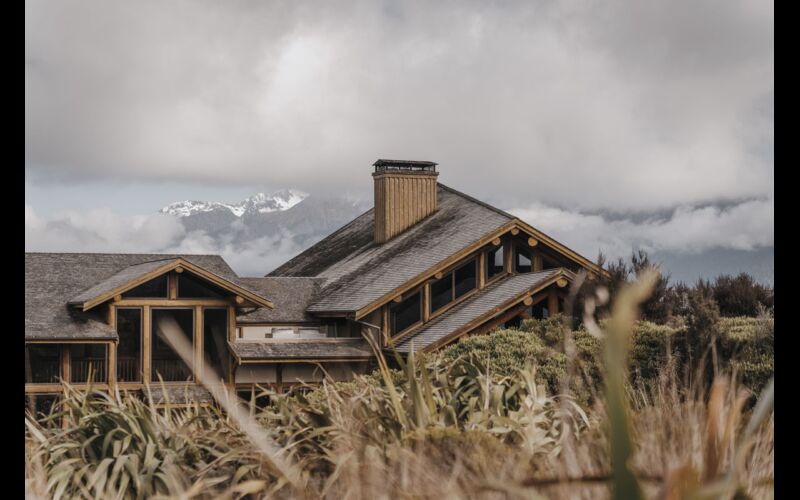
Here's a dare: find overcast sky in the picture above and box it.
[25,0,773,280]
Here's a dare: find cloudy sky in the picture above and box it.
[25,0,773,282]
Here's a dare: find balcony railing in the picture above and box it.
[70,358,107,384]
[26,360,60,384]
[116,357,141,383]
[152,359,193,382]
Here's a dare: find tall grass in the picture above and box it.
[25,274,773,499]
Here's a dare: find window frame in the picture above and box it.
[426,256,482,322]
[485,244,506,284]
[150,307,195,383]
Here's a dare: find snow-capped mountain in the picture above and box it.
[159,189,308,218]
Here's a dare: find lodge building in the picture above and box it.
[25,160,607,415]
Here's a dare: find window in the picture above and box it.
[25,345,61,384]
[454,260,477,298]
[203,308,228,382]
[429,259,477,314]
[151,309,194,382]
[487,245,505,279]
[177,273,226,299]
[69,344,107,383]
[390,291,421,334]
[116,308,142,382]
[430,272,453,312]
[122,275,168,298]
[515,247,532,273]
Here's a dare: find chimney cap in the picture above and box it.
[373,159,438,174]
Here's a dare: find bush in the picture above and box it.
[712,273,774,317]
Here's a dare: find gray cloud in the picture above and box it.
[26,0,773,213]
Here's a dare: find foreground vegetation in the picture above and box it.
[25,273,774,499]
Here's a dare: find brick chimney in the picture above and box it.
[372,159,439,244]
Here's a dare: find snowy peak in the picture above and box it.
[159,189,308,217]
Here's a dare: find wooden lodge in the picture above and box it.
[25,159,607,415]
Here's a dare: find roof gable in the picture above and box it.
[67,257,275,311]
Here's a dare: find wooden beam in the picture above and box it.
[114,299,232,307]
[491,237,501,246]
[533,253,543,272]
[393,295,403,303]
[523,296,533,306]
[113,294,122,302]
[556,277,569,288]
[510,228,520,236]
[235,296,245,305]
[175,266,184,273]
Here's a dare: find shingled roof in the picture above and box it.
[25,253,248,341]
[268,184,514,315]
[229,339,373,361]
[393,269,565,353]
[235,277,325,323]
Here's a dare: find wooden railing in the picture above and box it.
[152,359,192,382]
[70,358,107,383]
[27,361,60,384]
[116,357,141,382]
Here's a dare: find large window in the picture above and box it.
[177,273,226,299]
[429,259,477,314]
[122,275,168,298]
[25,345,61,384]
[116,308,142,382]
[454,260,477,298]
[487,245,505,279]
[430,272,454,312]
[515,247,532,273]
[390,291,421,334]
[69,344,108,383]
[203,308,228,382]
[151,309,194,382]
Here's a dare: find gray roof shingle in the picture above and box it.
[268,184,514,315]
[25,253,242,341]
[235,277,325,323]
[393,269,563,353]
[229,339,373,360]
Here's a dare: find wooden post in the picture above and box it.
[382,307,390,345]
[478,251,486,289]
[142,306,151,383]
[533,253,543,272]
[194,306,203,382]
[61,346,70,385]
[422,283,430,322]
[168,273,177,299]
[504,238,513,274]
[548,291,559,317]
[108,342,117,389]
